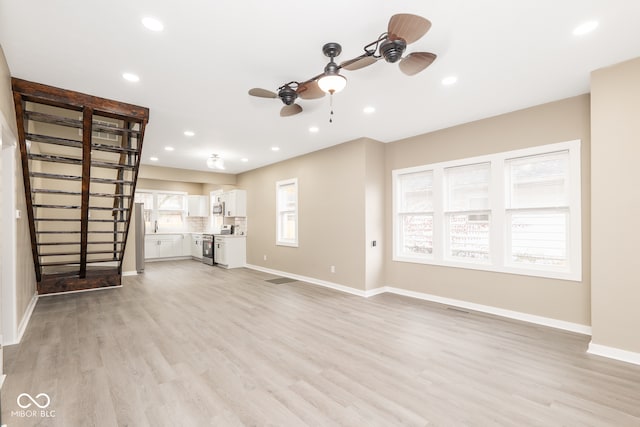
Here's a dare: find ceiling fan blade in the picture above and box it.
[341,55,378,71]
[248,88,277,98]
[399,52,437,76]
[280,104,303,117]
[297,81,325,100]
[388,14,432,44]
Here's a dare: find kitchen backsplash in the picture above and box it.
[186,216,208,232]
[186,216,247,234]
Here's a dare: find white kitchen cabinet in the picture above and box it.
[191,233,203,259]
[223,189,246,217]
[145,234,190,259]
[188,195,209,217]
[214,235,246,268]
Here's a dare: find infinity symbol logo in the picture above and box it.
[17,393,51,409]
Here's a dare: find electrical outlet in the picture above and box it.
[330,265,335,273]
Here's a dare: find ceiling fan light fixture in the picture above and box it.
[206,154,225,170]
[318,61,347,94]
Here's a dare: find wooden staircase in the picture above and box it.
[12,78,149,294]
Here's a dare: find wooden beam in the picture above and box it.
[12,78,149,121]
[13,93,42,282]
[79,107,93,278]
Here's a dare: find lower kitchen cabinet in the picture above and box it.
[191,233,203,259]
[145,234,190,260]
[214,235,246,268]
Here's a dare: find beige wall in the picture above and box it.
[384,95,592,325]
[0,44,37,341]
[237,138,375,291]
[590,57,640,353]
[139,164,236,187]
[364,139,385,290]
[0,45,17,136]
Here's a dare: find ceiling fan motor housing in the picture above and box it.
[278,86,298,105]
[380,38,407,63]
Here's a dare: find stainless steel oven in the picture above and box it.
[202,234,214,265]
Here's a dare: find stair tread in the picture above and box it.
[30,172,81,181]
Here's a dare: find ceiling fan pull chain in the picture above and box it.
[329,92,334,123]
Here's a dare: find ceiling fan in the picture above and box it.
[248,13,436,117]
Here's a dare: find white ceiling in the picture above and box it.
[1,1,639,174]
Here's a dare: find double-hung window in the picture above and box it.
[396,170,434,258]
[393,140,581,281]
[276,178,298,246]
[444,163,491,263]
[134,190,187,233]
[505,151,571,269]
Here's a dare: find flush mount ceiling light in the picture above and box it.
[317,43,347,94]
[150,156,159,161]
[206,154,225,170]
[183,130,195,136]
[363,106,376,114]
[122,72,140,82]
[240,158,249,163]
[309,126,319,133]
[164,146,174,151]
[142,17,164,32]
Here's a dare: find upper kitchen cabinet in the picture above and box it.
[224,189,246,217]
[188,195,209,217]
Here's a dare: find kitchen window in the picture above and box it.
[276,178,298,247]
[392,140,581,281]
[134,190,187,232]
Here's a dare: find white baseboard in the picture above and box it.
[587,342,640,366]
[245,264,369,297]
[122,271,138,276]
[378,286,592,336]
[245,265,591,336]
[12,292,38,345]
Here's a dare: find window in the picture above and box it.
[396,170,434,257]
[393,140,581,281]
[445,163,491,262]
[276,178,298,246]
[134,190,187,232]
[506,151,570,268]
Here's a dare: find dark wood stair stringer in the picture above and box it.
[12,77,149,294]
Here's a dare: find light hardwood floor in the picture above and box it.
[2,260,640,426]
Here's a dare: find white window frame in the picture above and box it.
[276,178,299,247]
[392,140,581,281]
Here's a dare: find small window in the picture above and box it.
[276,178,298,247]
[134,190,187,233]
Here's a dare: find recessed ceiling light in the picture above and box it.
[573,20,598,36]
[271,147,280,152]
[142,17,164,32]
[441,76,458,86]
[240,158,249,162]
[309,126,319,133]
[363,106,375,114]
[183,130,195,137]
[122,72,140,82]
[164,146,174,151]
[150,156,159,161]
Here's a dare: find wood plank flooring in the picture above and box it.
[2,260,640,426]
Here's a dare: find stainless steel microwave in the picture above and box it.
[212,202,224,215]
